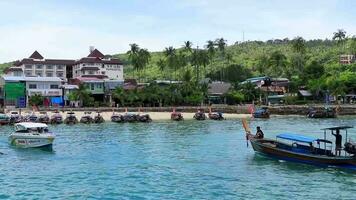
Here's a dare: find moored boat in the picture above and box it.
[93,112,105,123]
[64,111,78,124]
[9,122,55,148]
[111,112,123,123]
[208,107,224,120]
[171,108,183,121]
[24,112,38,122]
[0,113,10,125]
[50,111,63,124]
[242,119,356,170]
[38,112,50,124]
[307,107,336,118]
[80,111,93,124]
[253,107,270,118]
[137,114,152,123]
[194,109,206,120]
[9,111,23,124]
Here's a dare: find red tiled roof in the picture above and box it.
[88,49,104,58]
[14,58,75,66]
[75,57,122,65]
[29,51,44,59]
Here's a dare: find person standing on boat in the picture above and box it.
[332,130,342,156]
[255,126,264,139]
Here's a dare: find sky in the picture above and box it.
[0,0,355,63]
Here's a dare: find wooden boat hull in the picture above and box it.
[250,139,356,169]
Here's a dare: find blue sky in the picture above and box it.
[0,0,355,62]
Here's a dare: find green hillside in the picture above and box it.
[114,36,355,85]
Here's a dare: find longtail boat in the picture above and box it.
[242,119,356,170]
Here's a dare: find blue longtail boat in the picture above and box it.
[242,120,356,170]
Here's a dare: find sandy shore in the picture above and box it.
[18,111,251,121]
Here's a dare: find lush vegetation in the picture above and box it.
[114,29,356,102]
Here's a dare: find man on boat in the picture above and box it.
[332,129,342,156]
[255,126,264,139]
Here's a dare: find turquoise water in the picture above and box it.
[0,116,355,199]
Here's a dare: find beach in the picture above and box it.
[17,110,252,121]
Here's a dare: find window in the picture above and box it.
[56,65,64,70]
[50,84,59,89]
[35,71,43,77]
[97,83,102,89]
[46,72,53,77]
[29,84,37,89]
[102,64,105,68]
[56,72,63,77]
[91,83,94,90]
[25,65,33,69]
[88,71,94,75]
[25,70,33,77]
[46,65,53,70]
[36,65,43,69]
[14,71,22,76]
[101,71,105,75]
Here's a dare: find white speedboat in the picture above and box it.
[9,122,55,148]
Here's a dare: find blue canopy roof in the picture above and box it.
[277,133,316,143]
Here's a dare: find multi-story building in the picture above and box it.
[5,51,75,82]
[71,49,124,80]
[0,76,63,107]
[340,54,356,65]
[1,48,124,107]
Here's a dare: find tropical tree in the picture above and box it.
[164,46,179,80]
[29,94,44,106]
[268,51,288,77]
[183,41,193,53]
[215,38,227,81]
[333,29,347,52]
[137,48,151,81]
[291,36,306,54]
[72,84,93,107]
[206,40,216,61]
[156,58,166,78]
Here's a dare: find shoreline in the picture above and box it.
[3,104,356,116]
[10,111,252,121]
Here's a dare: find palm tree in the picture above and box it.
[291,36,306,54]
[73,84,91,107]
[191,48,201,83]
[269,51,288,77]
[199,50,210,78]
[164,46,178,80]
[206,40,216,59]
[333,29,347,52]
[156,58,166,79]
[137,48,151,82]
[127,43,140,78]
[183,41,193,53]
[215,38,227,81]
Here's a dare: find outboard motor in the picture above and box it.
[344,142,356,155]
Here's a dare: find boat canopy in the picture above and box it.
[321,126,353,131]
[277,133,316,143]
[14,122,48,131]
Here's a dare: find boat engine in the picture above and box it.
[344,142,356,155]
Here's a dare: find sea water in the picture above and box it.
[0,116,355,199]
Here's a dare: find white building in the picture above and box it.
[5,51,75,82]
[71,49,124,80]
[1,76,63,107]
